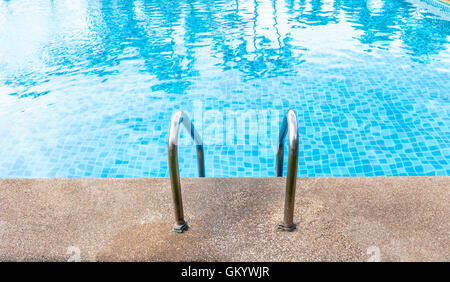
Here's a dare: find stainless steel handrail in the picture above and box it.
[168,110,205,233]
[276,110,299,231]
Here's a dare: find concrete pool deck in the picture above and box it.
[0,177,448,261]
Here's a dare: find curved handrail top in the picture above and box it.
[279,109,298,149]
[168,110,203,147]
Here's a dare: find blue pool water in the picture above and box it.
[0,0,449,178]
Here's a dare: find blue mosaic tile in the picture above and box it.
[0,0,449,178]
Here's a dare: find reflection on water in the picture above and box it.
[0,0,449,97]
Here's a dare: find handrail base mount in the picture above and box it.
[277,221,296,232]
[173,221,189,233]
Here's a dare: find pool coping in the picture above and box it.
[0,176,448,261]
[423,0,450,11]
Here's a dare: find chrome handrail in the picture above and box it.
[168,111,205,233]
[276,109,299,231]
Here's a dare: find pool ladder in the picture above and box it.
[168,110,298,233]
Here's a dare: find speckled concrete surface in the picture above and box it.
[0,177,448,261]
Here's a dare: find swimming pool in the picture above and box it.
[0,0,449,177]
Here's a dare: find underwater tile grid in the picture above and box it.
[0,0,449,177]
